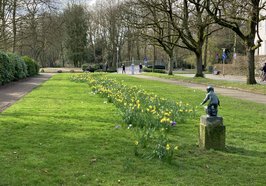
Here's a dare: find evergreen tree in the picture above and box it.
[64,4,88,67]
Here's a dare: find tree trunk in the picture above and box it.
[127,31,132,62]
[153,44,156,72]
[246,48,257,84]
[168,52,174,75]
[166,48,174,75]
[136,37,140,60]
[1,0,7,50]
[195,51,204,77]
[203,29,209,69]
[112,44,116,67]
[12,0,17,53]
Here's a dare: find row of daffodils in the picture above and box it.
[71,73,196,163]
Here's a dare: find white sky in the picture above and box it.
[59,0,96,7]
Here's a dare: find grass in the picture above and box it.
[142,72,266,95]
[0,73,266,185]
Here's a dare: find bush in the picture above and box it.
[93,64,103,70]
[22,56,39,77]
[35,62,40,74]
[81,63,89,72]
[143,67,165,74]
[0,51,14,85]
[147,65,165,69]
[8,53,27,80]
[106,67,117,73]
[82,63,103,72]
[95,69,103,72]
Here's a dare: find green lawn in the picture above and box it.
[142,72,266,95]
[0,73,265,185]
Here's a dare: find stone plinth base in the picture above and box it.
[199,115,225,150]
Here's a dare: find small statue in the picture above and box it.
[200,86,220,116]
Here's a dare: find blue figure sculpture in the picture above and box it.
[200,86,220,116]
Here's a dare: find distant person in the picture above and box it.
[122,64,126,74]
[139,63,143,73]
[261,63,266,81]
[200,86,220,117]
[131,63,135,75]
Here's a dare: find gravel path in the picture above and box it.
[0,73,54,112]
[134,75,266,104]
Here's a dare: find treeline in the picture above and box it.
[0,0,265,84]
[0,0,242,70]
[0,51,39,85]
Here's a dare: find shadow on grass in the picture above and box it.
[1,111,120,125]
[225,146,266,158]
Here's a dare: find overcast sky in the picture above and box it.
[58,0,96,7]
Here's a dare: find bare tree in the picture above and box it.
[167,0,221,77]
[124,0,181,75]
[0,0,12,50]
[205,0,266,84]
[91,0,126,68]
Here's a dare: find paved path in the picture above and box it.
[134,75,266,104]
[0,73,54,112]
[176,73,266,84]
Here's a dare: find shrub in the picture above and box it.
[8,53,27,80]
[35,62,40,74]
[21,59,28,77]
[82,63,103,72]
[81,63,89,72]
[93,64,103,71]
[147,65,165,69]
[22,56,39,77]
[143,67,165,74]
[0,51,14,85]
[95,69,103,72]
[106,67,117,73]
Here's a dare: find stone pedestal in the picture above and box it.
[199,115,225,150]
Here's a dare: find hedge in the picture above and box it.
[81,63,103,72]
[143,67,166,73]
[8,53,27,80]
[22,56,39,77]
[0,51,13,85]
[0,51,39,86]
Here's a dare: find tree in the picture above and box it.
[12,0,17,52]
[64,4,88,67]
[15,0,59,64]
[167,0,221,77]
[0,0,11,50]
[205,0,266,84]
[124,0,181,75]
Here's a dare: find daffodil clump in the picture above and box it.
[71,73,196,162]
[72,73,195,128]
